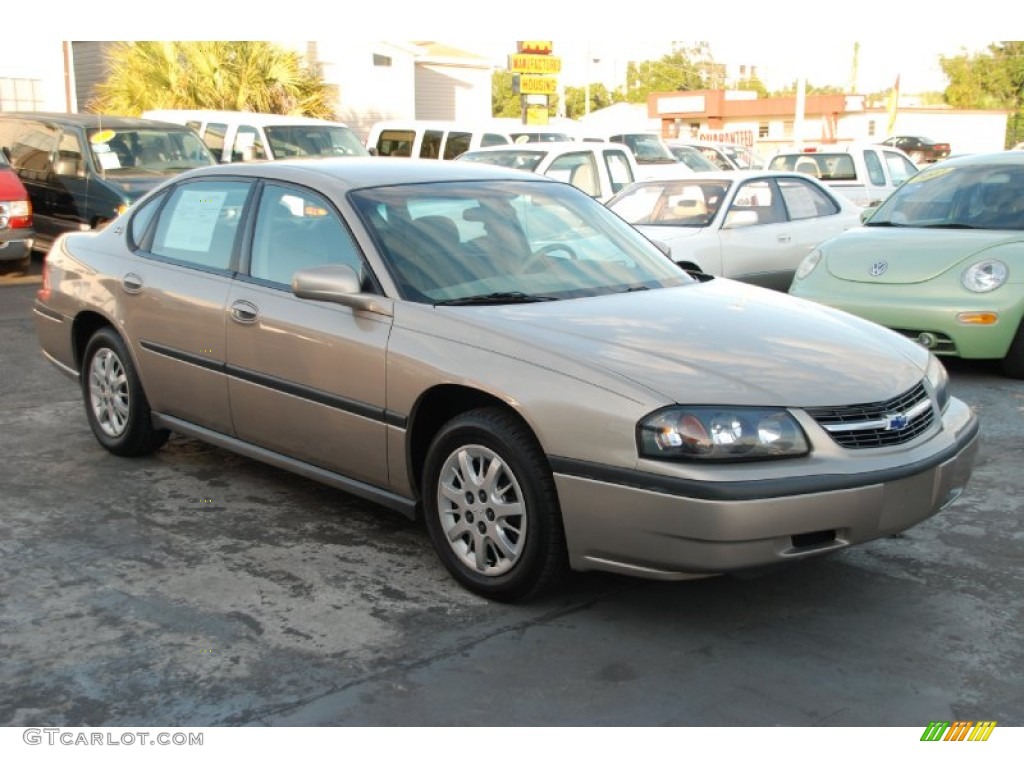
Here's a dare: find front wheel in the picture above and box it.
[81,327,170,456]
[422,408,566,601]
[1001,319,1024,379]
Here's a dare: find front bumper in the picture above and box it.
[554,399,979,580]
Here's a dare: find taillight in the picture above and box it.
[0,199,33,229]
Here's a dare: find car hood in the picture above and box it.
[428,280,928,407]
[101,173,183,203]
[822,227,1024,283]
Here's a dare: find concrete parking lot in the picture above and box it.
[1,275,1022,728]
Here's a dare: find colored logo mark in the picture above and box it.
[920,721,997,741]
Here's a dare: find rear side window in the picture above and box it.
[778,177,840,219]
[202,123,227,160]
[149,180,252,271]
[443,132,472,160]
[420,130,443,159]
[481,133,509,148]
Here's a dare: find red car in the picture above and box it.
[880,135,951,164]
[0,152,34,275]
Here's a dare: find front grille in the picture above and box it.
[806,381,934,449]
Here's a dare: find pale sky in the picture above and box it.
[5,0,1013,98]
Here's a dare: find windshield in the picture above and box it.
[88,128,215,174]
[350,180,693,304]
[608,179,731,228]
[609,133,677,164]
[868,163,1024,230]
[458,149,546,172]
[263,125,369,158]
[668,145,719,172]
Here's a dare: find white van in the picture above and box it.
[365,120,512,160]
[141,109,369,163]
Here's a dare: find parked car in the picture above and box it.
[880,135,951,164]
[668,139,756,171]
[366,120,512,159]
[765,143,918,208]
[790,152,1024,378]
[573,128,691,179]
[143,109,369,163]
[0,112,216,254]
[456,141,638,202]
[34,158,978,601]
[606,170,862,290]
[664,142,720,172]
[0,150,35,275]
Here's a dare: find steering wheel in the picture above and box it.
[522,242,578,273]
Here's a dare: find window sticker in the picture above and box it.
[163,189,228,251]
[94,149,122,170]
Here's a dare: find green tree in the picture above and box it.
[623,49,707,103]
[941,41,1024,146]
[563,83,614,119]
[491,70,523,118]
[734,77,769,99]
[88,41,335,118]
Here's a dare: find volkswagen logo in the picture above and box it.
[870,261,889,276]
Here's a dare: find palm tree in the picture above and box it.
[88,41,335,118]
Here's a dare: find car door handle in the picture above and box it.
[121,272,144,294]
[777,235,791,243]
[230,300,259,324]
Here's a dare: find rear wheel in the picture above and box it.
[81,327,170,456]
[422,407,566,601]
[1001,319,1024,379]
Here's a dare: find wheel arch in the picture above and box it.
[405,384,544,511]
[71,311,116,372]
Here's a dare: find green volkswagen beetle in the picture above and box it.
[789,151,1024,378]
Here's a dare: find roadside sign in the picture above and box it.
[508,54,562,74]
[514,75,558,95]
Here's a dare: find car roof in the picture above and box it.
[0,111,194,131]
[171,156,558,190]
[462,141,630,154]
[145,109,352,127]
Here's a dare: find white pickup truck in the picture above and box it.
[765,142,918,208]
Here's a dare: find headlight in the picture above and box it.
[961,259,1008,292]
[638,406,810,462]
[925,354,950,413]
[794,249,822,281]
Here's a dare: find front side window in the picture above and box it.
[864,149,886,186]
[546,152,599,197]
[884,151,918,185]
[604,150,635,194]
[89,128,215,172]
[149,180,251,271]
[263,125,367,158]
[480,133,510,148]
[728,180,784,224]
[249,183,369,288]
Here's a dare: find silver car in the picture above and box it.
[34,158,979,601]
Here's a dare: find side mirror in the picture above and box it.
[860,205,880,224]
[367,146,379,156]
[723,209,759,229]
[292,264,393,317]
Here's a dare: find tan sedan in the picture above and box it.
[34,158,979,601]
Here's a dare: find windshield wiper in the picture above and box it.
[434,291,559,306]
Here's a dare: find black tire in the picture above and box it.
[81,327,170,456]
[422,407,567,602]
[1001,319,1024,379]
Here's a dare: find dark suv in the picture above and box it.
[880,135,951,164]
[0,150,34,275]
